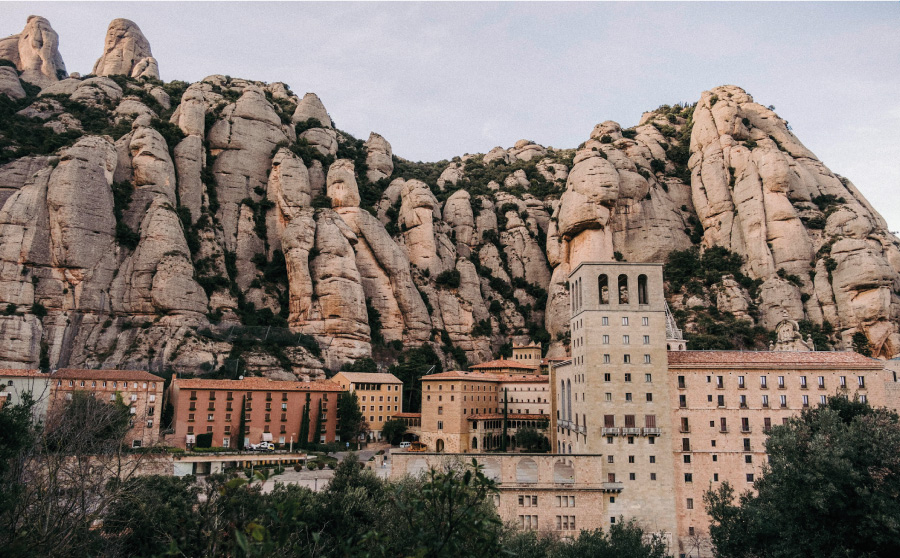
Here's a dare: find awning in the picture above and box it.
[186,434,196,443]
[261,433,273,442]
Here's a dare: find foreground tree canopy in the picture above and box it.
[704,396,900,558]
[0,392,671,558]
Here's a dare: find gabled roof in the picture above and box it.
[334,372,402,384]
[667,351,883,369]
[421,370,548,383]
[174,377,344,392]
[0,369,44,378]
[470,359,538,370]
[54,369,164,381]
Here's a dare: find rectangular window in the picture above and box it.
[623,335,630,345]
[644,354,651,364]
[762,395,769,408]
[716,376,724,388]
[860,394,868,404]
[642,317,649,326]
[840,376,847,387]
[780,395,787,408]
[602,335,610,344]
[603,354,611,364]
[818,376,825,388]
[685,473,693,483]
[778,376,785,388]
[821,395,827,405]
[604,415,615,427]
[679,394,686,408]
[741,417,750,432]
[764,417,772,432]
[681,417,690,432]
[686,498,694,510]
[625,392,632,401]
[629,473,636,480]
[622,317,629,326]
[605,393,612,401]
[437,421,443,430]
[643,335,650,345]
[623,354,631,364]
[625,373,632,382]
[602,317,609,326]
[646,393,653,402]
[747,474,754,483]
[678,375,686,388]
[624,415,636,428]
[717,395,725,407]
[802,395,809,407]
[740,395,747,408]
[858,376,865,388]
[760,376,768,388]
[720,417,728,432]
[743,438,751,451]
[738,376,745,388]
[682,438,690,451]
[645,414,657,428]
[800,376,807,388]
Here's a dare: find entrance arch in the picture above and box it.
[435,439,445,452]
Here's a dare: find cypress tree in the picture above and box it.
[236,395,247,451]
[298,393,311,449]
[312,399,323,448]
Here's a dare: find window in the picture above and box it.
[625,393,632,401]
[818,376,825,388]
[623,354,631,364]
[738,376,745,388]
[720,418,727,432]
[839,376,847,387]
[679,395,686,408]
[802,395,809,407]
[650,473,657,480]
[682,438,690,451]
[820,395,827,405]
[618,274,629,304]
[638,274,648,304]
[801,376,808,388]
[684,455,691,464]
[681,417,690,432]
[780,395,787,408]
[437,421,443,430]
[745,455,753,464]
[686,498,694,510]
[623,335,630,345]
[602,335,610,344]
[760,376,768,388]
[149,394,156,402]
[743,438,751,451]
[858,376,865,388]
[608,455,614,463]
[746,474,754,483]
[605,393,612,401]
[764,417,772,432]
[685,473,693,483]
[622,317,629,326]
[629,473,636,480]
[602,316,609,326]
[716,376,724,388]
[762,395,769,408]
[678,376,686,388]
[717,395,725,407]
[438,406,443,415]
[625,373,632,382]
[739,395,747,408]
[132,440,142,448]
[860,394,868,404]
[644,354,651,364]
[645,373,652,383]
[643,335,650,345]
[741,417,750,432]
[646,393,653,402]
[714,473,719,481]
[603,354,611,364]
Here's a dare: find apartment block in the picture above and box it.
[332,371,403,440]
[168,376,343,449]
[51,369,165,448]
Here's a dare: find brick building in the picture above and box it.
[168,376,343,449]
[50,369,165,448]
[332,371,403,440]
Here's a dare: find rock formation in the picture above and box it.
[92,18,159,80]
[1,16,898,378]
[0,16,67,87]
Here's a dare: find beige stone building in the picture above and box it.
[332,371,403,440]
[391,452,611,535]
[470,358,539,375]
[512,342,542,368]
[417,371,551,453]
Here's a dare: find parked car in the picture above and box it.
[249,442,275,452]
[399,441,411,449]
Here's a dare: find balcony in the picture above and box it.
[622,427,641,436]
[643,427,661,437]
[601,427,620,436]
[601,482,624,493]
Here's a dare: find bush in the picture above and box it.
[31,302,47,318]
[599,134,612,144]
[435,269,461,289]
[195,432,213,448]
[307,462,316,470]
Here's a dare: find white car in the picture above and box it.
[249,442,275,452]
[399,441,411,449]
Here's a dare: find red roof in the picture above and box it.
[175,377,344,392]
[468,413,549,421]
[54,369,164,381]
[422,371,547,383]
[393,412,421,418]
[0,369,43,377]
[470,359,538,370]
[667,351,882,369]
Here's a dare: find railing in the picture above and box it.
[642,427,660,437]
[601,427,620,436]
[621,427,641,436]
[601,482,624,493]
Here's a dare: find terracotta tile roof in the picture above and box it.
[467,413,549,421]
[174,377,344,392]
[422,371,548,383]
[0,369,44,377]
[470,359,538,370]
[667,351,883,369]
[54,369,164,381]
[393,412,421,418]
[334,371,402,384]
[513,342,542,349]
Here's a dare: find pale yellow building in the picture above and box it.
[333,371,403,440]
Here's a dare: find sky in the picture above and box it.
[4,2,900,230]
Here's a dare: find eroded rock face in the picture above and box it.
[0,16,67,88]
[0,67,25,99]
[364,133,393,182]
[292,92,332,127]
[92,18,159,80]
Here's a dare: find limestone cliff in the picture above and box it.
[1,16,898,380]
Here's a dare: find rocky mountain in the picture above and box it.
[1,16,898,379]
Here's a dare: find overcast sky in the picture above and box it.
[4,2,899,230]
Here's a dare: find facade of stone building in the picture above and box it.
[0,368,52,417]
[50,369,165,448]
[548,261,900,557]
[417,371,551,453]
[168,377,342,449]
[332,371,404,440]
[390,452,611,536]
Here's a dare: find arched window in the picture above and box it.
[566,379,572,424]
[638,274,649,305]
[598,274,609,305]
[472,437,477,449]
[436,439,445,452]
[618,274,629,304]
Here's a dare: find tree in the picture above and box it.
[337,391,366,444]
[704,395,900,558]
[380,419,407,445]
[298,393,311,449]
[515,426,550,453]
[312,399,323,447]
[236,394,247,450]
[852,331,872,357]
[388,344,442,412]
